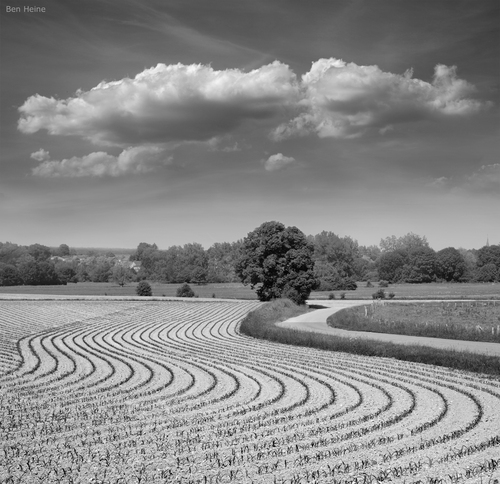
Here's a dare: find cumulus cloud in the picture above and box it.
[19,61,299,146]
[19,59,486,148]
[18,59,489,176]
[262,153,296,171]
[271,59,487,140]
[428,164,500,195]
[30,148,51,162]
[31,146,172,177]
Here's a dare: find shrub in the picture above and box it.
[364,270,379,282]
[239,299,309,338]
[281,286,303,306]
[136,281,152,297]
[343,278,358,290]
[328,293,335,300]
[372,289,386,299]
[388,292,395,299]
[379,280,389,287]
[366,281,373,288]
[212,293,216,298]
[340,292,346,299]
[176,283,195,298]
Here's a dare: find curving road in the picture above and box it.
[277,300,500,357]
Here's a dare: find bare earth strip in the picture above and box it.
[278,300,500,357]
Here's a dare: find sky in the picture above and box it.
[1,0,499,251]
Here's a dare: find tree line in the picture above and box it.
[0,225,499,291]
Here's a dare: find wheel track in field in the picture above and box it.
[1,299,499,484]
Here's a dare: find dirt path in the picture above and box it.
[277,300,500,357]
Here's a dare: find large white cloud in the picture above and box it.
[19,61,299,146]
[19,59,485,148]
[20,58,488,176]
[271,59,487,140]
[31,146,171,177]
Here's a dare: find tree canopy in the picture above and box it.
[436,247,466,282]
[379,233,429,253]
[235,221,318,304]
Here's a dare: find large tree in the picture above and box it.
[57,244,70,257]
[379,233,429,253]
[0,242,28,265]
[309,231,359,278]
[476,245,500,270]
[130,242,158,262]
[377,249,409,282]
[207,241,241,283]
[112,264,133,287]
[27,243,52,261]
[235,221,319,305]
[400,247,437,283]
[17,256,61,285]
[436,247,466,282]
[0,263,21,286]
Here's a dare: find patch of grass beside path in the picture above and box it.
[239,299,500,376]
[327,301,500,343]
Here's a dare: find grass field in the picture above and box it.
[311,282,500,300]
[0,281,499,300]
[327,301,500,343]
[0,281,257,299]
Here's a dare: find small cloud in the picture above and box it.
[31,146,172,177]
[464,164,500,194]
[427,164,500,195]
[221,142,241,152]
[379,125,394,135]
[262,153,296,171]
[208,137,243,152]
[427,176,450,189]
[30,148,50,162]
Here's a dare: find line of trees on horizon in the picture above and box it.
[0,229,499,288]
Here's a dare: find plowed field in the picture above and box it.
[1,300,499,483]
